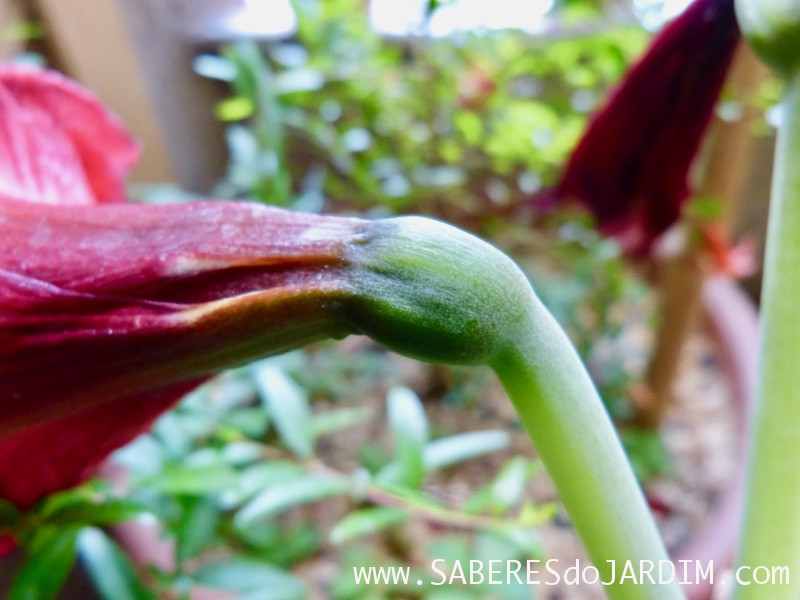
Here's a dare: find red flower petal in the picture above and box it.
[0,199,360,513]
[0,65,139,205]
[0,381,202,509]
[548,0,740,252]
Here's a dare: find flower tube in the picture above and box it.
[0,198,365,506]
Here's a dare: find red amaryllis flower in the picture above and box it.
[545,0,740,252]
[0,67,515,552]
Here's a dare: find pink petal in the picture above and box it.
[0,65,139,205]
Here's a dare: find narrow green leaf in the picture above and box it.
[311,407,371,437]
[222,440,265,466]
[193,54,237,82]
[374,482,447,512]
[329,507,408,544]
[78,528,157,600]
[193,558,305,598]
[216,96,256,122]
[235,474,349,526]
[518,500,559,526]
[46,499,146,528]
[137,463,239,495]
[489,456,529,510]
[274,68,325,94]
[423,430,510,470]
[222,407,270,439]
[176,497,220,563]
[1,21,45,43]
[386,387,428,488]
[378,430,509,484]
[685,195,724,220]
[38,487,95,520]
[253,361,314,458]
[8,527,79,600]
[219,461,304,509]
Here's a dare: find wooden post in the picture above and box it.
[637,43,770,427]
[0,0,26,60]
[701,44,772,236]
[31,0,226,191]
[33,0,175,183]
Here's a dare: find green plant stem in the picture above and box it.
[492,296,681,600]
[735,69,800,599]
[308,461,545,533]
[363,482,544,532]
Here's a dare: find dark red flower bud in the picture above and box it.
[547,0,740,252]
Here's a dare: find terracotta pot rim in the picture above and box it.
[674,274,759,600]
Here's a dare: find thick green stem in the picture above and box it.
[735,70,800,599]
[347,216,681,598]
[492,296,681,600]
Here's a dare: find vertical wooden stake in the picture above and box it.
[637,43,769,426]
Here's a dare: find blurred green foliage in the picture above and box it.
[202,0,648,228]
[5,357,552,599]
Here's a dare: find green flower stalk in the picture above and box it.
[734,0,800,597]
[347,218,680,599]
[735,0,800,77]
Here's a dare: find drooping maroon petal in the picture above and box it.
[0,66,139,205]
[548,0,740,252]
[0,199,364,512]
